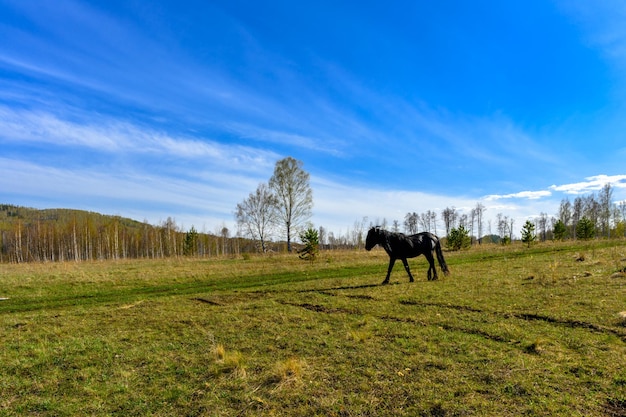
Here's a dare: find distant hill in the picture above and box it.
[0,204,147,230]
[0,204,245,263]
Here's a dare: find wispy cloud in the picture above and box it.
[549,174,626,194]
[485,190,552,201]
[0,105,279,173]
[224,122,346,156]
[484,175,626,201]
[309,62,561,175]
[0,157,254,227]
[0,106,120,150]
[559,1,626,67]
[1,1,557,175]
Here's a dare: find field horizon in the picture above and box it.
[1,240,625,416]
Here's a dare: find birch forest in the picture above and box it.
[0,205,241,263]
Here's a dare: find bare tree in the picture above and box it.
[404,212,418,234]
[419,212,430,232]
[235,183,279,252]
[599,183,613,237]
[318,226,327,246]
[269,157,313,252]
[327,231,336,249]
[469,208,476,243]
[428,210,438,235]
[441,207,457,237]
[583,194,600,233]
[620,201,626,237]
[458,213,468,230]
[220,225,230,255]
[612,206,621,236]
[572,197,583,239]
[537,212,548,241]
[558,198,572,238]
[352,217,368,248]
[417,210,437,233]
[473,203,486,244]
[496,213,507,240]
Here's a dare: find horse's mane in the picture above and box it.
[373,226,407,239]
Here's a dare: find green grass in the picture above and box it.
[1,241,626,416]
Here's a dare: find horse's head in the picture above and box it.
[365,226,381,251]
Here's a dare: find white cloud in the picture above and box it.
[482,174,626,205]
[549,174,626,194]
[484,190,552,201]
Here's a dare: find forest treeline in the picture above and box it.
[0,205,245,263]
[0,204,362,264]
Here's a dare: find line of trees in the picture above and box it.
[316,184,625,249]
[0,206,244,263]
[552,184,625,240]
[429,185,624,244]
[3,181,624,263]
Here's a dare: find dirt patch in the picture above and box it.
[280,301,360,315]
[192,292,266,306]
[298,283,384,293]
[604,397,626,417]
[193,297,223,306]
[400,299,483,313]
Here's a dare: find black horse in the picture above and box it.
[365,227,450,284]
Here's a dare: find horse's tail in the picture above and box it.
[435,239,450,276]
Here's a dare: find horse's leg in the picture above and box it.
[401,258,414,282]
[382,258,396,285]
[424,252,437,280]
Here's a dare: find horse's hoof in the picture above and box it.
[381,281,389,285]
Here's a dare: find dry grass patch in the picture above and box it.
[272,357,305,384]
[347,329,372,343]
[212,344,247,378]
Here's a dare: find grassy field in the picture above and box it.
[1,240,626,416]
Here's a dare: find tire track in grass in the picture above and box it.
[190,279,626,344]
[275,295,626,346]
[399,299,626,343]
[0,268,364,314]
[276,300,516,346]
[279,301,361,315]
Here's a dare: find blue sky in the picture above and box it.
[2,0,626,237]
